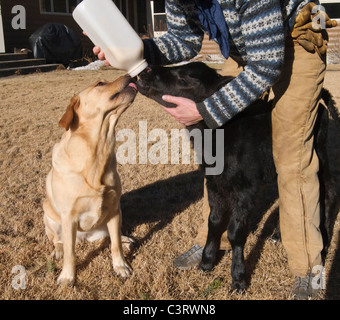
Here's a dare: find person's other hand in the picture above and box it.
[291,2,337,56]
[93,46,111,66]
[82,32,111,66]
[161,95,203,126]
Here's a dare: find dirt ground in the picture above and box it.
[0,63,339,300]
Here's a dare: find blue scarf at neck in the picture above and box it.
[194,0,230,59]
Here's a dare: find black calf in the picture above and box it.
[136,62,339,291]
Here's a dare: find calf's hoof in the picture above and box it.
[231,279,247,293]
[198,260,214,272]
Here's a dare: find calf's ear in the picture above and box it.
[59,96,80,131]
[216,75,234,89]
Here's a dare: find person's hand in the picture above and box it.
[82,32,111,66]
[93,45,111,66]
[161,95,203,126]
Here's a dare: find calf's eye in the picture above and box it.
[179,78,188,86]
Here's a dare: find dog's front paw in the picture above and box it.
[113,260,132,278]
[121,235,135,253]
[50,242,63,260]
[57,270,75,287]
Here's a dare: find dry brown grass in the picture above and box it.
[0,66,339,300]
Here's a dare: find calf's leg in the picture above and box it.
[227,213,248,291]
[199,191,229,271]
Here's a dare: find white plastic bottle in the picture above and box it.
[73,0,148,77]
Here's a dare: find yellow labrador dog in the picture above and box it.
[43,75,137,286]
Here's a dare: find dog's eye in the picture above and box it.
[96,81,106,87]
[110,92,120,100]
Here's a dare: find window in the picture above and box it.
[69,0,80,13]
[322,3,340,19]
[40,0,82,15]
[150,0,167,36]
[41,0,52,12]
[113,0,126,16]
[153,0,165,13]
[320,1,340,19]
[53,0,67,13]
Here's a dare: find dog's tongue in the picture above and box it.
[128,82,138,91]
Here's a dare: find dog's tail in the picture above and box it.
[321,88,340,130]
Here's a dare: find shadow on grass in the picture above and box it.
[121,170,204,248]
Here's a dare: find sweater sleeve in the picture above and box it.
[143,0,204,65]
[197,0,285,129]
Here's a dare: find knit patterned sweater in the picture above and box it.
[143,0,313,129]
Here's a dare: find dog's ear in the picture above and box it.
[59,96,80,130]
